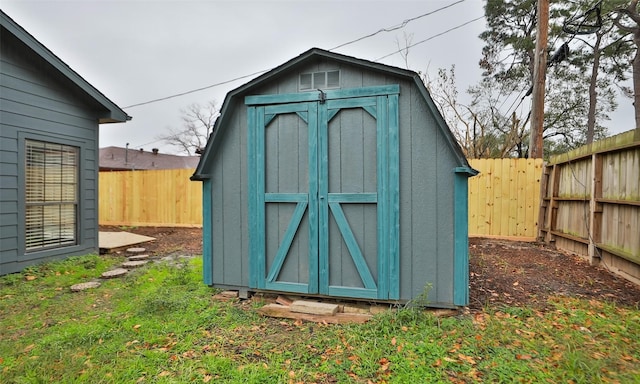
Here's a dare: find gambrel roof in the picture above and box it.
[192,47,475,181]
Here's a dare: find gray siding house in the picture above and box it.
[192,48,477,308]
[0,11,130,275]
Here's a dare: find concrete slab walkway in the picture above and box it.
[99,231,155,253]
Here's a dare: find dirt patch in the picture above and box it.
[100,226,203,256]
[100,226,640,310]
[469,237,640,310]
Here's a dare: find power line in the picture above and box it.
[122,69,269,109]
[374,16,485,61]
[329,0,466,51]
[122,1,475,110]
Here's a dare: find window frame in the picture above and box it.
[17,134,84,257]
[299,70,341,91]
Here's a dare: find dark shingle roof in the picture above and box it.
[99,146,200,171]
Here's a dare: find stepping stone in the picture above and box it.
[126,247,147,253]
[122,260,148,269]
[70,281,101,292]
[101,268,128,278]
[128,254,150,261]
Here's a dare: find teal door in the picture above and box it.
[246,85,399,300]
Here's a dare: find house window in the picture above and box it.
[25,140,78,251]
[299,70,340,91]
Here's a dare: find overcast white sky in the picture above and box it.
[2,0,635,154]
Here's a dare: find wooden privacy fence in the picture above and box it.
[468,158,544,240]
[99,169,202,227]
[538,130,640,284]
[98,159,544,240]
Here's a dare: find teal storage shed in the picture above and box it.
[191,48,477,307]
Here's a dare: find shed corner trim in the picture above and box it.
[454,166,480,177]
[453,169,472,306]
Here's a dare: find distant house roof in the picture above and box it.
[0,10,130,124]
[99,146,200,171]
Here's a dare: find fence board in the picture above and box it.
[99,169,202,227]
[468,158,543,240]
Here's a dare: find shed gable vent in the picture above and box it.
[299,70,340,91]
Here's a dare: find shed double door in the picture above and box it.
[246,85,399,300]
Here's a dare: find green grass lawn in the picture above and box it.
[1,255,639,383]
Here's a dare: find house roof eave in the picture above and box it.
[1,10,131,124]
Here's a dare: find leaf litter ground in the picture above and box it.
[0,227,637,383]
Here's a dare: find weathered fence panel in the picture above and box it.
[468,158,544,240]
[539,130,640,285]
[99,169,202,227]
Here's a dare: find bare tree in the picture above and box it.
[158,101,219,155]
[424,65,531,158]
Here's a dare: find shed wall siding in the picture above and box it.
[0,34,100,274]
[208,107,248,287]
[398,82,457,305]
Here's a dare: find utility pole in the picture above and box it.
[529,0,549,158]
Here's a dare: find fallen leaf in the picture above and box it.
[23,344,36,353]
[516,354,532,360]
[133,324,142,330]
[458,353,477,365]
[157,371,171,378]
[203,374,212,383]
[513,281,519,286]
[25,275,37,281]
[391,337,397,346]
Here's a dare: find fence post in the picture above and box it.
[537,163,550,242]
[542,164,560,243]
[588,153,603,266]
